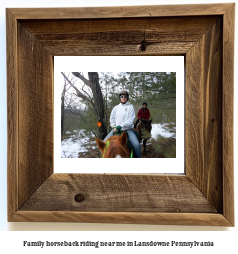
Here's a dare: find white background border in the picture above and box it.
[54,56,184,173]
[1,0,237,247]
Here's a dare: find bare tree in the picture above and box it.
[61,75,71,135]
[61,80,66,135]
[61,72,107,140]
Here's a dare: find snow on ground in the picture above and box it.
[61,130,96,158]
[61,124,176,158]
[151,123,176,139]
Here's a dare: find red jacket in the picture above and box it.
[137,108,150,120]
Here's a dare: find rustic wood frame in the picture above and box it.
[7,4,234,226]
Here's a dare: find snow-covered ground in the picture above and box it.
[151,123,176,139]
[61,130,96,158]
[61,124,176,158]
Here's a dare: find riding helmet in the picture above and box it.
[119,91,129,101]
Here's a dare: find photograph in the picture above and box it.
[54,56,184,174]
[60,72,176,159]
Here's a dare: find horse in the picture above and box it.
[95,131,132,158]
[135,119,152,154]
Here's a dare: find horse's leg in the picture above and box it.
[143,139,147,154]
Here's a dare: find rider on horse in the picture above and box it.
[103,91,141,158]
[134,102,151,128]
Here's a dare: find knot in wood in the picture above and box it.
[140,40,148,52]
[74,193,85,202]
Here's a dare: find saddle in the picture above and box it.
[113,129,139,151]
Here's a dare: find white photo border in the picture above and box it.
[54,56,184,174]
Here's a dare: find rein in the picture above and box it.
[102,141,110,158]
[102,140,133,158]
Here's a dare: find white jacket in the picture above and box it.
[110,102,135,130]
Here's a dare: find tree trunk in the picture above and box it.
[62,72,107,140]
[88,72,107,140]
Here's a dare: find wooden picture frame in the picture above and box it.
[7,3,234,226]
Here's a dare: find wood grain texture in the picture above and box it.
[20,16,218,34]
[186,18,222,212]
[222,4,235,226]
[37,41,193,56]
[19,17,218,56]
[6,9,18,221]
[6,4,234,225]
[18,23,54,208]
[11,211,232,226]
[20,174,217,213]
[8,4,233,19]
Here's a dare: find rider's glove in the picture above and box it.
[116,126,122,131]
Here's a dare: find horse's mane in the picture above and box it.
[104,135,130,158]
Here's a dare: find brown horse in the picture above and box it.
[135,119,152,153]
[95,131,131,158]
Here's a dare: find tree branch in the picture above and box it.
[61,72,95,108]
[72,72,92,89]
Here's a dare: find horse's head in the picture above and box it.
[95,131,130,158]
[135,119,152,142]
[141,119,152,133]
